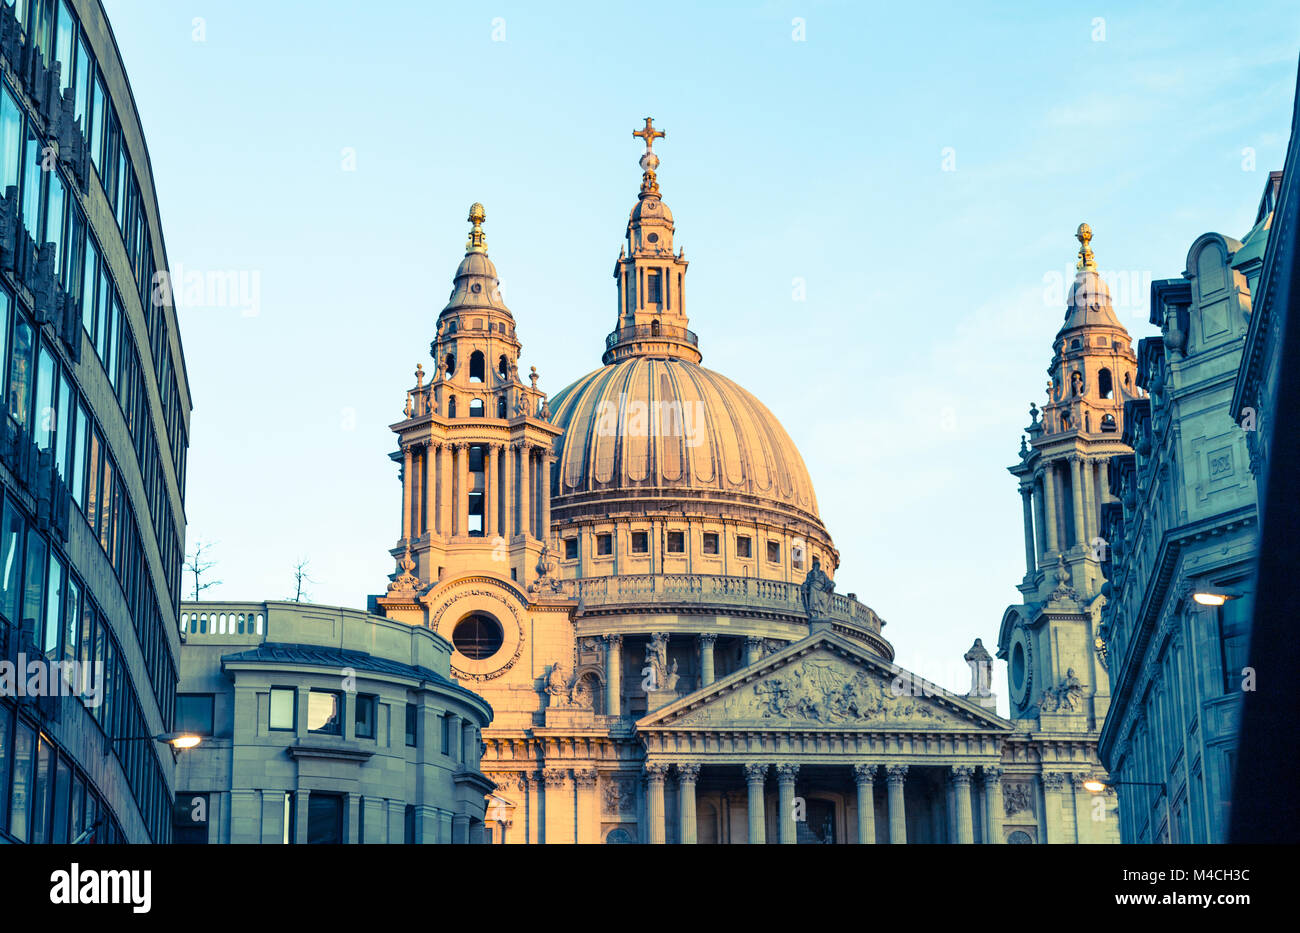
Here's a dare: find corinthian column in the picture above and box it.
[744,636,764,666]
[604,635,622,717]
[952,766,975,844]
[402,445,413,540]
[438,442,451,536]
[984,767,1005,844]
[853,764,877,844]
[744,763,768,844]
[541,452,553,539]
[1069,455,1086,549]
[1043,465,1060,553]
[455,443,469,537]
[1081,458,1096,547]
[698,633,717,686]
[677,764,700,845]
[644,763,667,845]
[777,764,800,844]
[886,765,908,844]
[485,443,499,538]
[1019,484,1036,575]
[518,443,531,539]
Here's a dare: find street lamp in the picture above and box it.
[1083,777,1164,793]
[106,732,203,756]
[1192,588,1248,607]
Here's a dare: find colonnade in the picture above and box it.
[400,439,553,541]
[1020,454,1112,576]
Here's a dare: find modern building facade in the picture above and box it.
[0,0,189,844]
[374,121,1120,844]
[172,602,493,844]
[1096,179,1274,843]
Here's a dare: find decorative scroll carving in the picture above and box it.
[852,764,877,785]
[743,763,769,784]
[676,763,702,782]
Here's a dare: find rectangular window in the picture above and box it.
[1219,598,1252,694]
[52,754,70,843]
[355,694,376,739]
[176,694,215,736]
[307,690,342,735]
[702,532,719,555]
[0,497,24,626]
[74,36,90,126]
[85,430,100,532]
[95,268,110,360]
[63,576,79,665]
[70,402,86,509]
[0,84,22,194]
[269,687,296,731]
[20,126,41,236]
[173,792,208,844]
[736,535,752,558]
[54,372,70,479]
[405,702,417,747]
[44,169,65,270]
[10,720,34,842]
[0,705,10,835]
[21,527,46,641]
[647,270,662,303]
[767,541,781,563]
[89,75,104,174]
[306,792,343,844]
[82,238,97,334]
[7,314,35,428]
[631,531,649,553]
[282,791,294,844]
[30,734,52,843]
[667,531,685,553]
[32,345,54,450]
[43,551,63,662]
[404,804,415,844]
[564,538,578,560]
[596,533,612,556]
[441,714,452,756]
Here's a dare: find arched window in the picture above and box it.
[448,396,457,418]
[469,398,484,417]
[1098,368,1113,399]
[498,355,509,378]
[1101,414,1117,432]
[651,319,660,336]
[497,396,507,418]
[445,353,456,376]
[469,350,485,383]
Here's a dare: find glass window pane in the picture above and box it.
[7,314,34,427]
[31,735,52,843]
[44,169,65,269]
[74,36,90,125]
[54,371,70,478]
[0,84,22,194]
[81,238,97,333]
[10,720,34,842]
[70,402,86,507]
[0,498,24,625]
[54,2,73,93]
[43,551,63,661]
[52,753,70,843]
[90,76,104,173]
[63,576,79,665]
[0,706,9,836]
[269,687,294,730]
[33,345,54,450]
[20,126,41,236]
[108,297,120,389]
[355,695,375,739]
[306,793,343,844]
[95,268,109,359]
[21,527,46,639]
[307,691,341,734]
[176,694,214,736]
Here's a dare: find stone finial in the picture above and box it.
[466,202,487,253]
[415,363,424,388]
[1076,222,1095,270]
[529,365,539,389]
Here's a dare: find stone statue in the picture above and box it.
[545,664,570,704]
[644,634,679,693]
[799,557,834,620]
[964,638,993,700]
[1058,668,1084,711]
[528,543,560,595]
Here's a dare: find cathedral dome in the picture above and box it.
[631,196,673,224]
[549,356,826,531]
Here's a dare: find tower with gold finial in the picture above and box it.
[997,224,1140,725]
[604,117,700,365]
[377,203,565,620]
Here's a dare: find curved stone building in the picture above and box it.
[0,0,189,844]
[377,121,1121,844]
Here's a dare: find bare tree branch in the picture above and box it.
[183,540,222,602]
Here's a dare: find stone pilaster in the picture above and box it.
[951,766,975,844]
[574,769,600,844]
[1043,465,1060,553]
[1069,455,1086,549]
[983,767,1005,844]
[543,767,573,844]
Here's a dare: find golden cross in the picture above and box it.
[633,117,665,150]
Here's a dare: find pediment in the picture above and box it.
[637,630,1011,732]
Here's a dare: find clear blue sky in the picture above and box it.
[103,0,1299,709]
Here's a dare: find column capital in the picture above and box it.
[676,763,702,782]
[885,764,909,785]
[643,762,669,783]
[453,440,470,451]
[852,763,878,785]
[776,763,800,783]
[743,763,769,784]
[744,635,766,648]
[573,769,598,788]
[542,767,569,787]
[983,766,1005,784]
[1042,772,1068,792]
[604,633,623,648]
[950,765,976,785]
[697,633,718,647]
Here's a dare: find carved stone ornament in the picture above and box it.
[430,581,525,682]
[603,778,637,814]
[1003,782,1033,816]
[386,545,422,596]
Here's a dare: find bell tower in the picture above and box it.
[998,224,1140,727]
[604,117,700,365]
[377,203,563,614]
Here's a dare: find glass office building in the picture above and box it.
[0,0,189,843]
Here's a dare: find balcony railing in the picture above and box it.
[605,323,699,351]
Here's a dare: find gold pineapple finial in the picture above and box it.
[466,202,487,253]
[633,117,665,198]
[1076,222,1096,270]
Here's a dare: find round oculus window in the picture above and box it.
[1011,641,1026,691]
[453,614,503,660]
[471,283,482,293]
[647,233,659,243]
